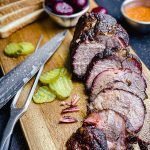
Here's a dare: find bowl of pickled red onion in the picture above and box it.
[44,0,90,27]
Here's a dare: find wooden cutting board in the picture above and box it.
[0,0,150,150]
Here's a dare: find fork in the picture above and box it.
[0,35,44,150]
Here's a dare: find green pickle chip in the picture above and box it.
[4,43,22,57]
[33,86,56,104]
[4,42,35,57]
[59,68,69,77]
[34,68,72,103]
[19,42,35,55]
[40,68,61,84]
[40,68,69,84]
[49,75,73,100]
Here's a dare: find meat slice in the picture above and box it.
[71,13,129,53]
[84,110,127,150]
[85,53,142,91]
[85,55,122,90]
[66,126,108,150]
[90,69,147,101]
[70,13,129,79]
[122,54,142,74]
[89,89,145,133]
[71,36,125,79]
[71,40,105,79]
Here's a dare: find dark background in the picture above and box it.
[0,0,150,149]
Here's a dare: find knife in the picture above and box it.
[0,30,67,109]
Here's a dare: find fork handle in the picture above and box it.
[0,133,11,150]
[0,109,22,150]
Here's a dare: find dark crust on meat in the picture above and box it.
[66,126,108,150]
[138,139,149,150]
[70,12,129,79]
[68,12,148,149]
[127,134,150,149]
[70,12,129,54]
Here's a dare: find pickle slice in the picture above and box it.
[40,68,69,84]
[40,68,61,84]
[49,75,73,100]
[59,68,70,77]
[4,43,22,57]
[33,86,56,104]
[19,42,35,55]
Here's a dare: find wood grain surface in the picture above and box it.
[0,0,149,150]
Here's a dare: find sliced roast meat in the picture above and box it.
[85,55,122,90]
[85,53,142,90]
[71,36,126,79]
[84,110,127,150]
[71,40,105,79]
[90,68,147,101]
[70,13,129,79]
[122,54,142,74]
[71,13,129,53]
[66,126,108,150]
[89,89,145,133]
[113,24,129,47]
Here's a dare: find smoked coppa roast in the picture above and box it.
[70,12,129,79]
[67,12,148,150]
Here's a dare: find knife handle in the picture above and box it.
[0,109,22,150]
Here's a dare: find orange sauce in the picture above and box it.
[125,6,150,22]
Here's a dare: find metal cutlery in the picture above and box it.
[0,30,67,150]
[0,36,44,150]
[0,30,67,109]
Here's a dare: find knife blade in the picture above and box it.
[0,30,67,109]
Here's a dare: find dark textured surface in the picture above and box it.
[66,126,108,150]
[0,1,150,150]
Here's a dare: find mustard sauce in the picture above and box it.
[125,6,150,22]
